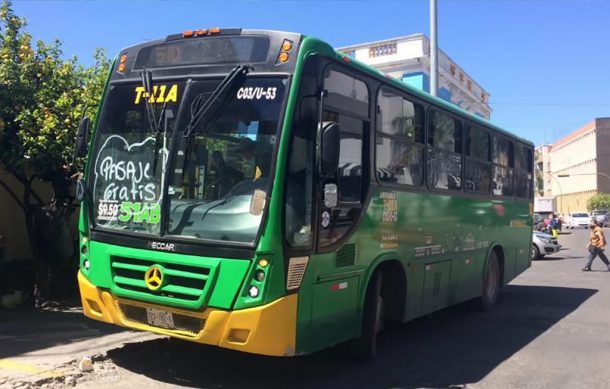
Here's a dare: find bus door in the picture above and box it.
[309,66,371,347]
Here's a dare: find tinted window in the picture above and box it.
[493,136,514,167]
[376,88,425,186]
[378,88,424,141]
[466,125,489,160]
[429,110,462,153]
[324,68,369,106]
[376,138,424,186]
[428,110,463,191]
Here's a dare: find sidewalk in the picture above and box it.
[0,305,160,388]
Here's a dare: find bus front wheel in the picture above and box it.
[479,251,501,311]
[351,270,383,359]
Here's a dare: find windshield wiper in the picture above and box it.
[183,64,252,138]
[140,69,161,135]
[180,65,251,190]
[152,108,174,175]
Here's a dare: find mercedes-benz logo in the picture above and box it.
[144,266,164,291]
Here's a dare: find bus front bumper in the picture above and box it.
[78,271,297,356]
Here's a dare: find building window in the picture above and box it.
[369,42,397,58]
[450,64,456,76]
[467,80,473,91]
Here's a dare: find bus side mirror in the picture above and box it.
[320,121,340,176]
[74,117,90,159]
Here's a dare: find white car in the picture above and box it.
[532,231,561,260]
[592,210,609,227]
[566,212,591,229]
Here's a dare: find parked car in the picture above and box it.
[532,231,561,260]
[565,212,591,229]
[591,210,609,227]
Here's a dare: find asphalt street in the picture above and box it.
[1,228,609,389]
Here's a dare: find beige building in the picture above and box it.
[550,118,610,215]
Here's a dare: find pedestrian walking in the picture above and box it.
[582,219,610,271]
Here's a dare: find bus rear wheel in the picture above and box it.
[352,270,383,359]
[479,251,501,311]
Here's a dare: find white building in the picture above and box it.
[338,33,492,119]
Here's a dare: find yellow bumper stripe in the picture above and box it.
[78,271,297,356]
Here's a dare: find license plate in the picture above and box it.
[146,307,174,329]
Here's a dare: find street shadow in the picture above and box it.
[0,306,122,359]
[537,253,583,261]
[107,284,596,389]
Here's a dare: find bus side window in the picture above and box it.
[492,136,515,197]
[427,110,463,191]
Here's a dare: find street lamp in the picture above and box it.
[551,174,563,214]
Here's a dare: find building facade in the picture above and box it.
[338,34,492,119]
[536,144,553,197]
[550,118,610,214]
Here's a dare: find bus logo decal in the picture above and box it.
[150,241,175,252]
[144,265,165,291]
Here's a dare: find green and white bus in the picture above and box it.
[76,28,534,358]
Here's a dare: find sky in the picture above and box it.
[9,0,610,146]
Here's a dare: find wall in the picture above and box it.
[0,170,33,261]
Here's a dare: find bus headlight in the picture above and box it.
[254,270,265,282]
[248,286,259,298]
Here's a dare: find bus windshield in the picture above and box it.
[90,76,288,244]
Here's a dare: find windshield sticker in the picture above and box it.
[118,202,161,224]
[97,199,120,221]
[94,135,166,225]
[236,86,277,100]
[134,84,179,104]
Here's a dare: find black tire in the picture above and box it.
[532,244,541,260]
[352,270,383,359]
[479,251,501,311]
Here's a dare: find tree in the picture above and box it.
[0,0,111,302]
[587,193,610,212]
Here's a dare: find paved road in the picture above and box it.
[2,228,610,388]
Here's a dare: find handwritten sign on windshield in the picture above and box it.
[93,135,164,225]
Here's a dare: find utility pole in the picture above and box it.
[430,0,438,97]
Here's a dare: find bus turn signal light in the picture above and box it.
[282,40,293,52]
[279,52,289,63]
